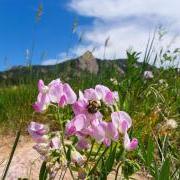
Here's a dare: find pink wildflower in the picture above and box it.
[95,85,119,105]
[65,114,89,136]
[143,71,154,79]
[124,132,138,151]
[76,136,91,150]
[33,79,77,112]
[28,122,49,143]
[111,111,132,134]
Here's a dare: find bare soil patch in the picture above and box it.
[0,135,150,180]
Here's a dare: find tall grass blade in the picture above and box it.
[39,161,48,180]
[159,158,170,180]
[2,130,21,180]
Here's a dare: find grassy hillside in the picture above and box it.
[0,51,179,134]
[0,50,179,179]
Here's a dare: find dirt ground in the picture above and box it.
[0,135,151,180]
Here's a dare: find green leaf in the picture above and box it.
[159,158,170,180]
[138,137,147,163]
[115,146,124,161]
[88,147,108,176]
[122,159,140,178]
[104,144,117,174]
[66,146,72,162]
[154,158,160,180]
[39,161,48,180]
[147,137,154,167]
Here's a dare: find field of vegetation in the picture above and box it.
[0,38,179,179]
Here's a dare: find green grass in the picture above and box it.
[0,50,179,179]
[0,55,179,134]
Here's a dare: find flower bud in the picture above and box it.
[71,150,86,166]
[165,119,178,129]
[33,143,49,156]
[50,136,61,149]
[78,168,87,179]
[143,71,154,79]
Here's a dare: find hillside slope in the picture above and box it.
[0,51,146,86]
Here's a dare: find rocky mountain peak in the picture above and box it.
[78,51,99,74]
[80,51,95,61]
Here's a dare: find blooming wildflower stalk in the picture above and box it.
[143,70,154,79]
[28,79,138,179]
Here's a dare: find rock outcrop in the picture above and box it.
[78,51,99,74]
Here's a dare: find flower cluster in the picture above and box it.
[65,84,138,150]
[28,121,64,178]
[28,79,138,178]
[28,121,61,156]
[33,79,77,112]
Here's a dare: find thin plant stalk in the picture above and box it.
[86,140,95,166]
[57,107,75,180]
[88,147,108,176]
[152,130,165,162]
[92,143,103,161]
[115,162,123,180]
[2,130,21,180]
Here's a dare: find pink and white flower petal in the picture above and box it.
[95,85,110,100]
[49,82,63,103]
[63,83,77,104]
[84,88,99,101]
[33,93,50,112]
[91,123,105,143]
[73,114,88,131]
[28,121,49,136]
[65,121,76,136]
[100,121,119,146]
[59,94,68,107]
[111,111,132,134]
[95,84,118,104]
[38,80,46,93]
[72,100,87,115]
[76,136,91,150]
[65,114,88,136]
[50,136,61,149]
[48,78,61,86]
[124,132,138,151]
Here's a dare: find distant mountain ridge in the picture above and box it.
[0,51,147,86]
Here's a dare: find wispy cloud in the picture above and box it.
[69,0,180,27]
[41,52,74,65]
[67,0,180,63]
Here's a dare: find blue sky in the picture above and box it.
[0,0,92,71]
[0,0,180,71]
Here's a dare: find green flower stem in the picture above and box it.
[88,147,108,176]
[57,107,75,180]
[85,140,95,166]
[92,143,103,161]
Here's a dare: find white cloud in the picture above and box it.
[67,0,180,67]
[69,0,180,25]
[41,59,59,65]
[41,52,74,65]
